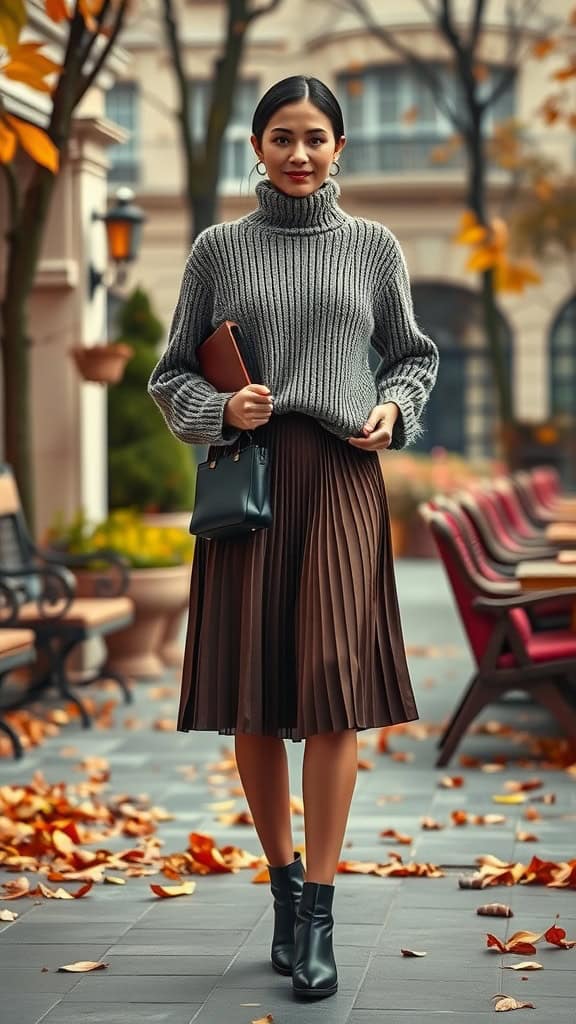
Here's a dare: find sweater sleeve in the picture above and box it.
[371,240,439,450]
[147,237,241,447]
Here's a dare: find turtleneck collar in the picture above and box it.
[250,178,347,234]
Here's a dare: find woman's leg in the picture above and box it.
[302,729,358,883]
[234,733,294,866]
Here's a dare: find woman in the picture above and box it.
[148,75,439,1001]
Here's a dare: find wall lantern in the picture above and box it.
[89,186,146,298]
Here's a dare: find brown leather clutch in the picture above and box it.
[197,320,252,392]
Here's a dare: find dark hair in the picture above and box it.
[251,76,345,144]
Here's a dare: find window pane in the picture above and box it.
[188,79,259,185]
[550,297,576,414]
[105,83,139,184]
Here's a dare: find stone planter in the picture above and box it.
[105,564,191,679]
[75,563,191,679]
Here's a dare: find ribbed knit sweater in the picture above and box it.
[148,178,439,450]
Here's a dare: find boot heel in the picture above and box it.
[268,852,304,975]
[292,881,338,999]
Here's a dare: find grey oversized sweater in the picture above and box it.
[148,178,439,450]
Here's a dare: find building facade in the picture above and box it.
[104,0,576,467]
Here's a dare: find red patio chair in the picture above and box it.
[457,487,554,570]
[420,502,576,766]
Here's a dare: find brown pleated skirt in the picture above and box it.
[178,413,418,740]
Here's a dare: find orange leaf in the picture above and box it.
[0,120,17,163]
[58,960,109,972]
[150,881,196,898]
[531,37,556,58]
[420,816,444,830]
[438,775,464,788]
[380,829,413,845]
[251,865,271,884]
[251,1016,274,1024]
[45,0,70,20]
[4,116,58,172]
[451,810,469,826]
[516,830,539,842]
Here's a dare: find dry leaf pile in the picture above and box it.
[0,768,265,901]
[459,853,576,890]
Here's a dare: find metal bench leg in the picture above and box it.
[0,717,24,759]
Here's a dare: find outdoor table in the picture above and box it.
[516,559,576,631]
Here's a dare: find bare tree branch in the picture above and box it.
[478,0,543,113]
[76,0,111,78]
[75,1,130,105]
[0,162,20,237]
[343,0,469,133]
[246,0,282,22]
[469,0,486,54]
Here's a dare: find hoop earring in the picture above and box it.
[256,161,267,176]
[330,160,340,176]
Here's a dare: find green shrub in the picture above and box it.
[108,287,195,512]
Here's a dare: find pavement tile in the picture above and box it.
[104,955,232,976]
[354,977,497,1011]
[41,1004,202,1024]
[0,945,113,969]
[61,975,216,1003]
[0,994,61,1024]
[112,929,250,953]
[0,923,130,945]
[190,986,356,1023]
[0,967,83,994]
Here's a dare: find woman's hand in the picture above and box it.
[224,384,274,431]
[347,402,400,450]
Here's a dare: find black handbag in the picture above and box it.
[189,431,272,540]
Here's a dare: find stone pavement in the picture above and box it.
[1,561,575,1024]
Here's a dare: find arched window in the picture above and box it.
[408,283,512,455]
[549,295,576,420]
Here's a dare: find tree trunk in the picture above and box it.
[465,118,514,454]
[191,192,219,240]
[1,166,59,523]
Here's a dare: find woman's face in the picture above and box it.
[251,98,345,197]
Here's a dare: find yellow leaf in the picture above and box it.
[0,120,17,163]
[0,909,18,921]
[0,0,26,50]
[492,793,527,805]
[5,115,59,172]
[45,0,70,21]
[103,875,126,885]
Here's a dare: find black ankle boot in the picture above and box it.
[268,852,305,975]
[292,881,338,999]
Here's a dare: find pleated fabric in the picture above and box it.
[178,413,418,740]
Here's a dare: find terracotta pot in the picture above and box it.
[104,564,192,679]
[70,343,133,384]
